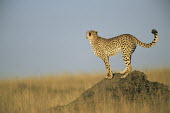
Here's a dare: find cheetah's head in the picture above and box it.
[86,30,98,40]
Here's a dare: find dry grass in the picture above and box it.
[0,69,169,113]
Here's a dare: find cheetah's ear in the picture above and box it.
[96,31,98,35]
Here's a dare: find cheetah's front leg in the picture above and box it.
[102,57,113,79]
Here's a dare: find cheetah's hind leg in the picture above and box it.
[120,39,135,78]
[120,54,132,78]
[120,65,132,78]
[119,68,129,78]
[119,67,127,74]
[120,73,128,78]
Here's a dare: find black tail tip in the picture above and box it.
[151,29,158,34]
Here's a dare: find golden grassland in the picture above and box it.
[0,69,170,113]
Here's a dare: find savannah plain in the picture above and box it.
[0,68,170,113]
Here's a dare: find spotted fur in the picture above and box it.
[86,29,158,79]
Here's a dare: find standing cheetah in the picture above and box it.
[86,29,158,79]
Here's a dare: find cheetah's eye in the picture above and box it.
[89,32,91,36]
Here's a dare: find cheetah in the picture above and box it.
[86,29,158,79]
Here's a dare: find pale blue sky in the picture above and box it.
[0,0,170,77]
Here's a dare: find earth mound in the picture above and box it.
[48,70,170,113]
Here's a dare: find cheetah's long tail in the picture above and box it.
[135,29,158,48]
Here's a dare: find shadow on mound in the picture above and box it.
[48,70,170,113]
